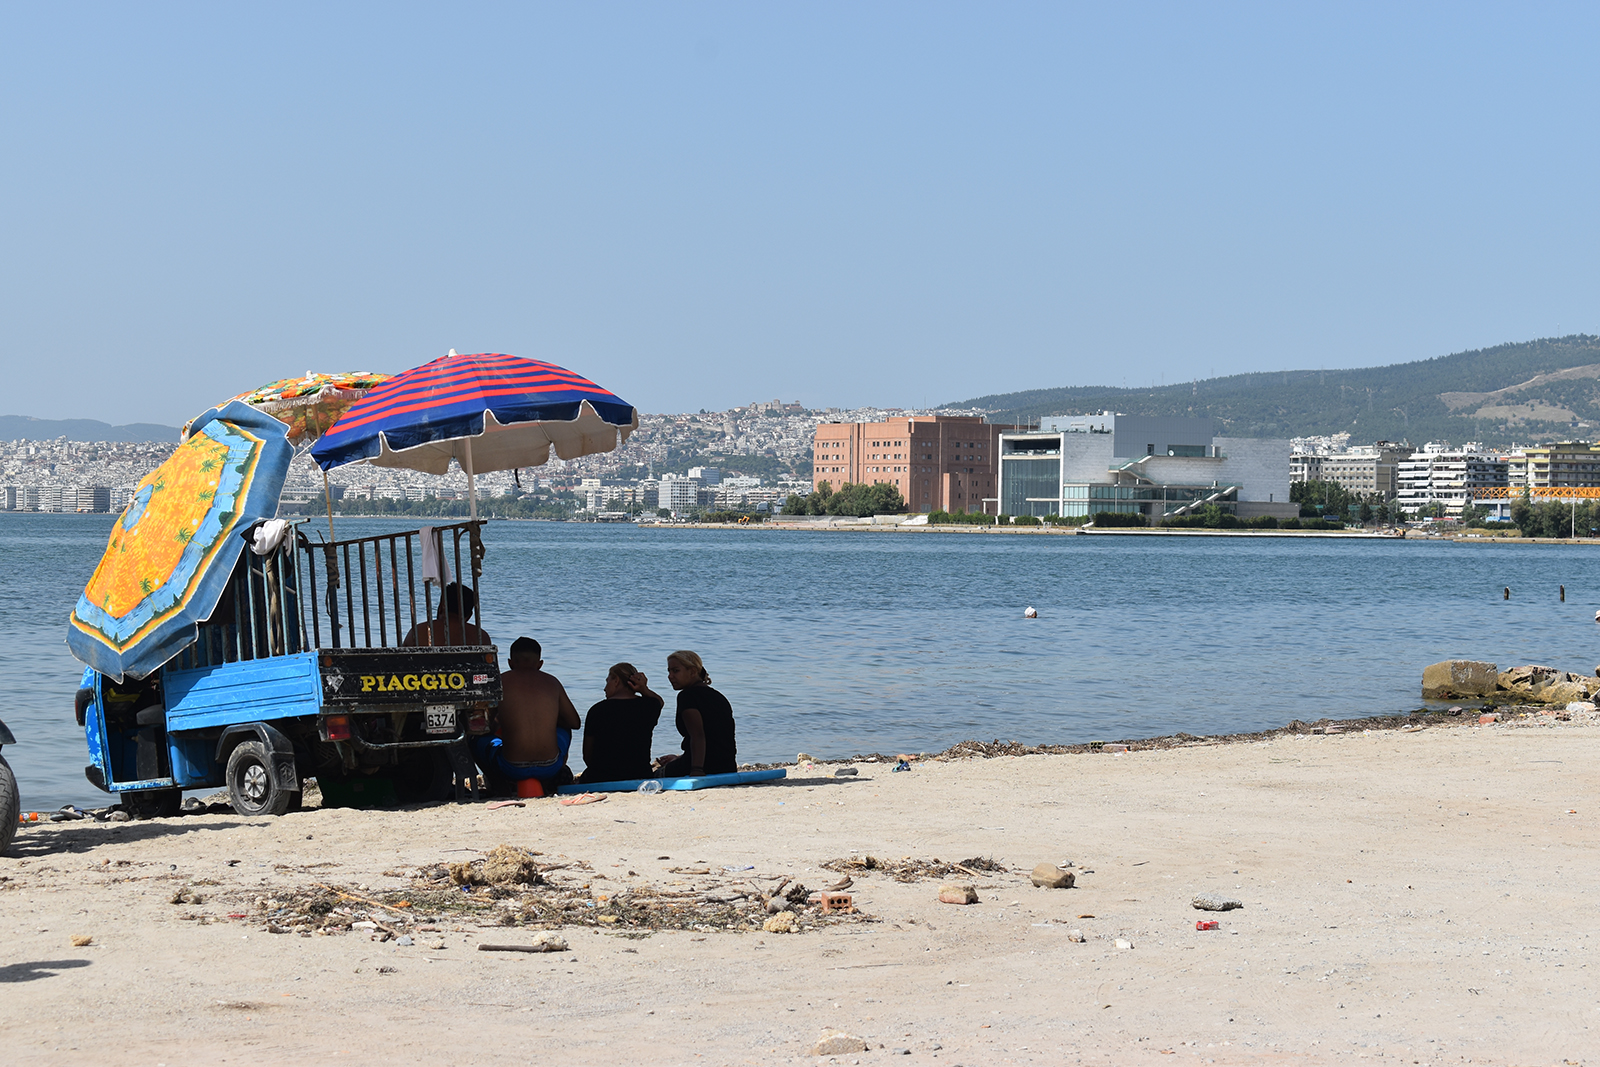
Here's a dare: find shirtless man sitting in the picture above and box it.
[470,637,580,795]
[401,582,491,648]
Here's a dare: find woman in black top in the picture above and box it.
[578,663,664,784]
[656,649,737,778]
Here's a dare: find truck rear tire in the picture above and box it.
[226,741,297,817]
[122,787,182,819]
[0,755,18,855]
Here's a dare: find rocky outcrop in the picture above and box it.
[1427,661,1600,704]
[1421,660,1499,699]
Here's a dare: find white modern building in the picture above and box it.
[657,473,702,515]
[1396,445,1508,515]
[997,414,1295,520]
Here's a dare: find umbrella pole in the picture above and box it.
[464,436,479,524]
[323,468,337,541]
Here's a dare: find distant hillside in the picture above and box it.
[953,336,1600,447]
[0,415,180,443]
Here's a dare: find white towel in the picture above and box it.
[419,525,452,584]
[249,518,292,556]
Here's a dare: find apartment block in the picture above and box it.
[812,415,1003,513]
[1397,448,1508,515]
[1507,442,1600,489]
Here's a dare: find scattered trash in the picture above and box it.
[823,854,1003,883]
[763,910,799,933]
[394,935,414,946]
[938,884,979,905]
[449,845,545,887]
[1030,863,1075,889]
[1067,929,1086,942]
[637,780,663,795]
[1102,744,1129,754]
[833,767,858,777]
[169,886,206,905]
[1192,894,1244,912]
[796,752,816,763]
[809,1031,867,1056]
[70,934,92,947]
[825,876,853,892]
[892,759,912,772]
[1195,920,1220,931]
[479,932,568,953]
[722,864,755,872]
[377,965,397,973]
[352,921,379,931]
[1115,938,1133,950]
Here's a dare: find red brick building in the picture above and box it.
[811,415,1003,514]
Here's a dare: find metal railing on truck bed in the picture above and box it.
[170,520,487,669]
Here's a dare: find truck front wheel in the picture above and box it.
[226,741,298,817]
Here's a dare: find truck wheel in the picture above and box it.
[122,787,182,819]
[226,741,297,817]
[0,755,18,855]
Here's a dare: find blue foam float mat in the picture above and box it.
[556,768,787,795]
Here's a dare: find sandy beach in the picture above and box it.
[3,713,1594,1067]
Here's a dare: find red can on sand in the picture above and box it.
[1196,920,1219,931]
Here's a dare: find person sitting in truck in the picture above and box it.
[471,636,580,793]
[401,582,491,648]
[577,663,664,784]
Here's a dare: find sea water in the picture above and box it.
[5,512,1597,810]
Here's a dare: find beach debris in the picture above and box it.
[169,886,206,905]
[1067,928,1086,942]
[1421,659,1499,700]
[893,757,912,772]
[938,884,979,905]
[1115,938,1134,950]
[394,935,414,946]
[1030,863,1075,889]
[107,810,130,822]
[796,752,816,763]
[826,876,853,891]
[763,910,799,933]
[823,854,1005,883]
[833,766,858,777]
[1567,701,1597,713]
[479,932,568,953]
[70,934,92,947]
[1196,920,1220,931]
[1101,743,1129,753]
[1479,713,1500,724]
[819,892,854,914]
[784,882,810,904]
[449,845,546,887]
[1024,606,1038,618]
[1192,894,1243,911]
[808,1030,867,1056]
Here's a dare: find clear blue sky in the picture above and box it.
[3,3,1597,424]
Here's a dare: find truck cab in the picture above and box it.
[78,520,501,816]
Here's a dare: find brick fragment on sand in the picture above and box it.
[1192,893,1243,911]
[939,884,979,905]
[1031,863,1075,889]
[809,1031,867,1056]
[1479,713,1500,724]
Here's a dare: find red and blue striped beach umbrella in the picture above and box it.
[311,350,639,517]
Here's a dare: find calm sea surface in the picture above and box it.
[5,513,1598,810]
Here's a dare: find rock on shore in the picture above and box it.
[1423,659,1600,703]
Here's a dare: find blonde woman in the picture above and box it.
[655,650,737,778]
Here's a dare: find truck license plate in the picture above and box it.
[424,705,455,735]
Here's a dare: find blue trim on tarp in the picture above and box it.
[555,768,787,795]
